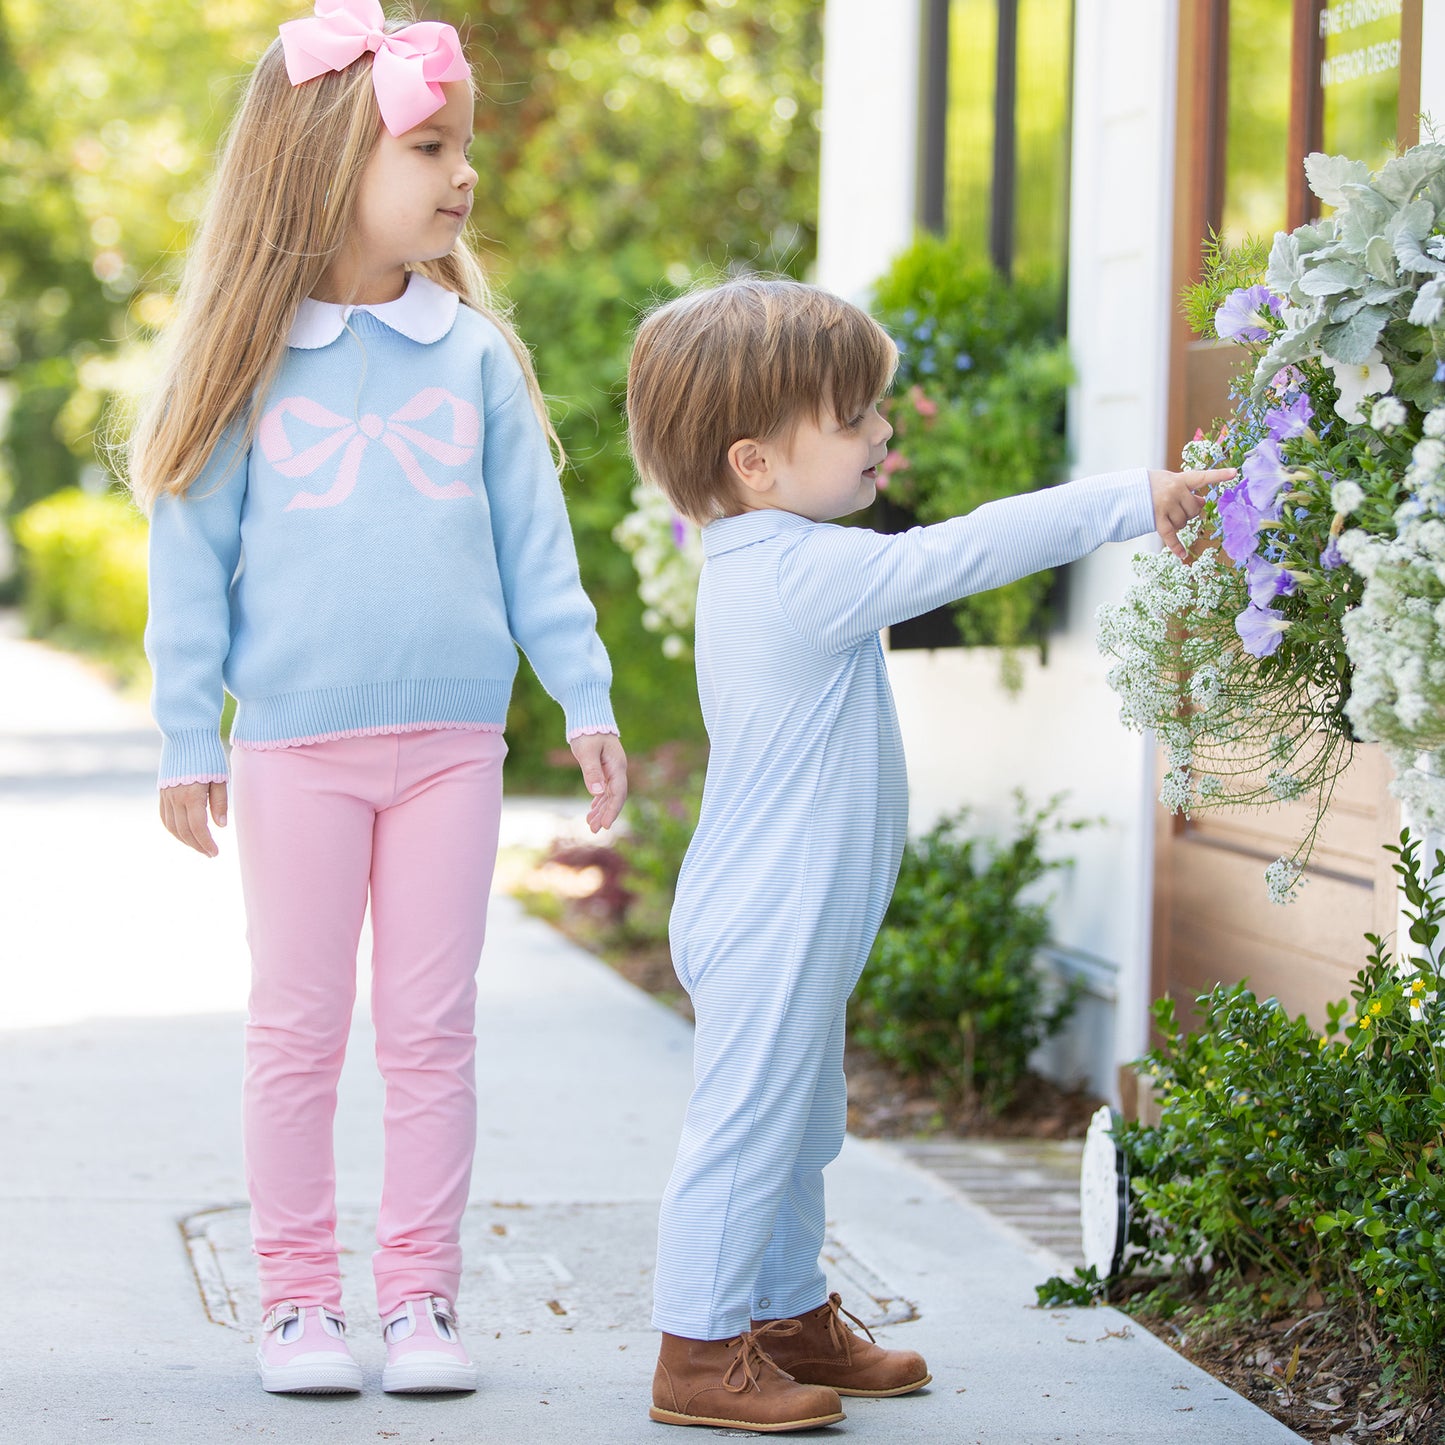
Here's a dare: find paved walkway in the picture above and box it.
[899,1139,1087,1268]
[0,620,1303,1443]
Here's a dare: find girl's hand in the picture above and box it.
[570,734,628,833]
[159,780,228,857]
[1149,467,1236,560]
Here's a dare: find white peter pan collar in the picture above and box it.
[288,271,460,349]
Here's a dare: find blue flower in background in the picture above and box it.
[956,353,974,371]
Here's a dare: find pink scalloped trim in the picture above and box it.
[160,774,229,789]
[232,720,505,751]
[566,725,621,741]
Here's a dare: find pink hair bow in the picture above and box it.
[279,0,469,137]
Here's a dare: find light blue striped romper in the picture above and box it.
[652,469,1153,1339]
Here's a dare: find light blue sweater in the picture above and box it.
[145,275,615,785]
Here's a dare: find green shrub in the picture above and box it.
[850,800,1086,1114]
[1117,833,1445,1395]
[869,237,1073,678]
[13,486,148,675]
[501,252,705,790]
[0,356,85,522]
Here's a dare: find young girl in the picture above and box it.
[625,278,1231,1432]
[131,0,626,1397]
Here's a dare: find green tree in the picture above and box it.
[0,0,292,532]
[451,0,824,784]
[2,0,825,781]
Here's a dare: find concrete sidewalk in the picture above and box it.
[0,621,1303,1444]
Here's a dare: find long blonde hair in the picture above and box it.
[127,24,559,510]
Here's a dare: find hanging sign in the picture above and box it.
[1318,0,1402,171]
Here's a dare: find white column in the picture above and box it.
[1420,1,1445,136]
[816,0,923,300]
[1066,0,1181,1089]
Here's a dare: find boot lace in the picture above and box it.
[722,1318,803,1394]
[822,1291,876,1354]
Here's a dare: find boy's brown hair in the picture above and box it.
[626,278,898,523]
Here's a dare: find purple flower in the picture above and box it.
[1217,483,1264,562]
[1242,438,1290,513]
[1264,393,1313,443]
[671,514,688,548]
[1436,360,1445,384]
[1215,285,1282,343]
[1235,605,1290,657]
[1245,553,1296,607]
[1320,537,1344,571]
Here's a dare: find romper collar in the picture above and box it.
[288,271,460,349]
[701,508,817,557]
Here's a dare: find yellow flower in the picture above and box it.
[1368,1000,1383,1016]
[1359,1016,1372,1029]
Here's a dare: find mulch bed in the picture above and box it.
[1119,1285,1443,1445]
[844,1041,1103,1140]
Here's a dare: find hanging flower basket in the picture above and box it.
[1098,142,1445,900]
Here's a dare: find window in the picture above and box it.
[1188,0,1419,248]
[921,0,1075,289]
[1167,0,1423,471]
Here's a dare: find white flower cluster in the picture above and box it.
[1264,856,1305,905]
[1181,433,1226,471]
[1096,529,1237,817]
[612,486,704,660]
[1371,395,1407,434]
[1338,514,1445,830]
[1390,754,1445,838]
[1267,769,1304,802]
[1330,479,1364,516]
[1404,433,1445,510]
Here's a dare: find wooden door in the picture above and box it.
[1151,0,1420,1032]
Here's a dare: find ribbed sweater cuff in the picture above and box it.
[562,682,617,739]
[159,729,228,787]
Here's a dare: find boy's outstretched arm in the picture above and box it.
[775,467,1235,655]
[1151,467,1234,560]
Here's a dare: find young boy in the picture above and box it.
[625,278,1229,1433]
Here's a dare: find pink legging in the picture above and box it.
[232,728,506,1319]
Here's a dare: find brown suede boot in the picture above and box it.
[650,1320,846,1431]
[751,1293,932,1397]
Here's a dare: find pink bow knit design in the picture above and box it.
[260,389,479,511]
[278,0,469,137]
